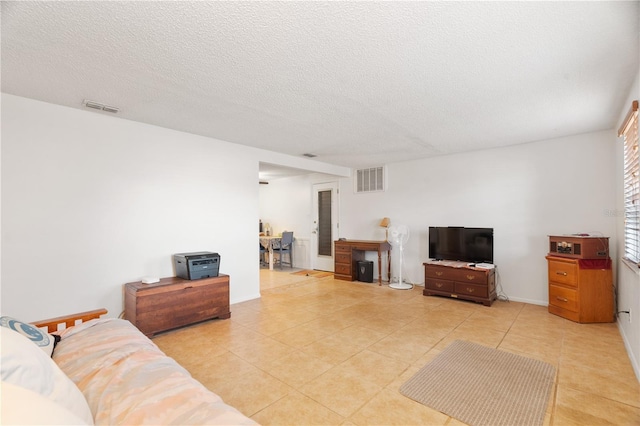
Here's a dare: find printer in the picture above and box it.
[174,251,220,280]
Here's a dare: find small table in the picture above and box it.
[260,236,282,270]
[334,240,391,285]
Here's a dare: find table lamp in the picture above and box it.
[379,217,390,241]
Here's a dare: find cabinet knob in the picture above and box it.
[436,271,443,276]
[556,271,567,276]
[555,296,568,302]
[466,275,475,281]
[466,287,475,293]
[435,282,443,288]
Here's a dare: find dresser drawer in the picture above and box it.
[425,266,454,280]
[454,282,488,298]
[549,284,578,312]
[335,252,352,264]
[425,278,454,292]
[335,244,352,254]
[449,268,488,284]
[335,263,352,275]
[548,259,577,287]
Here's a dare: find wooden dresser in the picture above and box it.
[423,261,496,306]
[546,256,613,323]
[124,275,230,336]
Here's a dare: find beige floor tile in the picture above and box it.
[462,310,517,332]
[270,323,333,348]
[300,336,363,365]
[331,350,410,387]
[251,391,344,425]
[498,333,562,366]
[305,314,360,334]
[553,385,640,425]
[508,319,565,344]
[213,370,293,417]
[299,368,383,418]
[433,323,506,350]
[558,362,640,408]
[368,332,436,363]
[191,351,262,383]
[260,350,334,388]
[350,314,407,334]
[243,318,298,336]
[326,325,390,348]
[229,337,297,368]
[350,388,450,425]
[151,271,639,425]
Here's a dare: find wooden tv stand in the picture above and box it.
[124,275,230,336]
[423,261,496,306]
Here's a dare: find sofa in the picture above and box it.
[1,310,256,425]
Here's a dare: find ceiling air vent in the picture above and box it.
[355,166,385,193]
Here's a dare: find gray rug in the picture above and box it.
[400,340,556,426]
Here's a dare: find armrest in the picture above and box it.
[32,308,108,333]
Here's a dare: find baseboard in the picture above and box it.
[505,296,547,306]
[230,293,261,305]
[618,321,640,382]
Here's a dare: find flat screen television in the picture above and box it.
[428,226,494,263]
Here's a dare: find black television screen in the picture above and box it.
[429,226,493,263]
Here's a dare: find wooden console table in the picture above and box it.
[334,240,391,285]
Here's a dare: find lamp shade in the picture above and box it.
[379,217,390,228]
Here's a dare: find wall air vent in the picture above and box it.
[355,166,385,193]
[83,99,119,113]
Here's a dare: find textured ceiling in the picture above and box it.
[2,1,638,170]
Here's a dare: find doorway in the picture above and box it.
[311,182,339,271]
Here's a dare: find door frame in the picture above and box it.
[311,181,339,271]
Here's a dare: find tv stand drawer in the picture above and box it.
[423,262,496,307]
[425,278,454,293]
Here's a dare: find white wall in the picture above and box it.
[258,130,617,305]
[1,94,349,322]
[0,94,257,320]
[338,130,617,304]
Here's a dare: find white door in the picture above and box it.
[311,182,339,271]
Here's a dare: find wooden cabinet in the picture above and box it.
[546,256,613,323]
[124,275,230,336]
[423,262,496,306]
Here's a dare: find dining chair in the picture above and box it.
[259,243,268,266]
[273,232,294,268]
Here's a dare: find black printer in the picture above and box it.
[174,251,220,280]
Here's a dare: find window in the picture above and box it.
[619,100,639,265]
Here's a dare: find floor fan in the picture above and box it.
[387,225,412,290]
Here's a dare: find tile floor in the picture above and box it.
[153,269,640,425]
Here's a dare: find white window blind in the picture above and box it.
[619,100,639,265]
